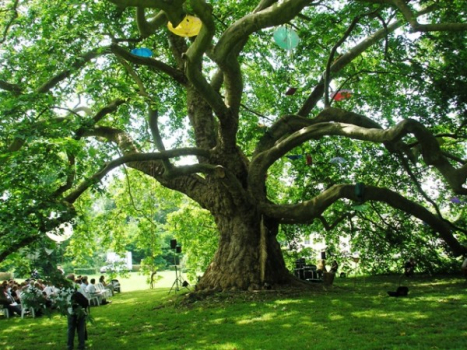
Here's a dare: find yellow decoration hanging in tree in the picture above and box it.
[167,15,202,37]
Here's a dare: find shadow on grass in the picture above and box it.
[1,275,466,350]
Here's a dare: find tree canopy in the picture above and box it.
[1,0,466,290]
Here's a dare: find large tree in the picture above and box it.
[1,0,467,290]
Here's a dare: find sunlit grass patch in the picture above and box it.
[1,275,467,350]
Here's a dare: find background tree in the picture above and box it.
[1,0,466,291]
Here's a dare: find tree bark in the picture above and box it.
[196,212,293,291]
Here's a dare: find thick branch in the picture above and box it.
[111,44,187,85]
[182,1,229,118]
[255,108,384,156]
[108,0,185,25]
[0,79,22,94]
[64,148,210,203]
[251,115,467,201]
[260,184,467,256]
[214,0,313,63]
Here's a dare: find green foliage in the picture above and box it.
[1,0,467,286]
[165,203,218,283]
[73,268,97,275]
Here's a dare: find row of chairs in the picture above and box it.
[88,279,119,306]
[0,305,38,319]
[2,280,120,319]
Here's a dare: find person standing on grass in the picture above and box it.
[404,258,416,277]
[65,274,89,350]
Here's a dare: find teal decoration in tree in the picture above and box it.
[273,27,300,50]
[286,155,303,160]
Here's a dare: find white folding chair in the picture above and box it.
[21,305,36,318]
[1,307,10,319]
[97,283,112,298]
[89,293,101,306]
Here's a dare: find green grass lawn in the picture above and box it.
[1,274,466,350]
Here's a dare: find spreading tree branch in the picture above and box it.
[64,148,210,203]
[36,47,111,93]
[250,112,467,203]
[0,79,22,95]
[260,184,467,256]
[391,0,467,32]
[111,44,187,85]
[136,7,167,38]
[108,0,186,25]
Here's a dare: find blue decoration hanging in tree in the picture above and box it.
[131,48,153,57]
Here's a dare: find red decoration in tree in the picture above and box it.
[306,154,312,166]
[332,89,352,101]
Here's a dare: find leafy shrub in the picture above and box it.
[73,268,97,275]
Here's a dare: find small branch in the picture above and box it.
[324,15,362,107]
[74,99,126,139]
[136,7,167,38]
[391,0,467,33]
[299,5,438,116]
[398,152,444,218]
[115,55,149,97]
[318,212,353,231]
[0,0,19,44]
[0,79,22,95]
[36,47,112,93]
[108,0,186,25]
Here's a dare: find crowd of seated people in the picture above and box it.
[0,274,114,318]
[74,275,112,306]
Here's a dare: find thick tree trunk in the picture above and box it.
[196,212,293,291]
